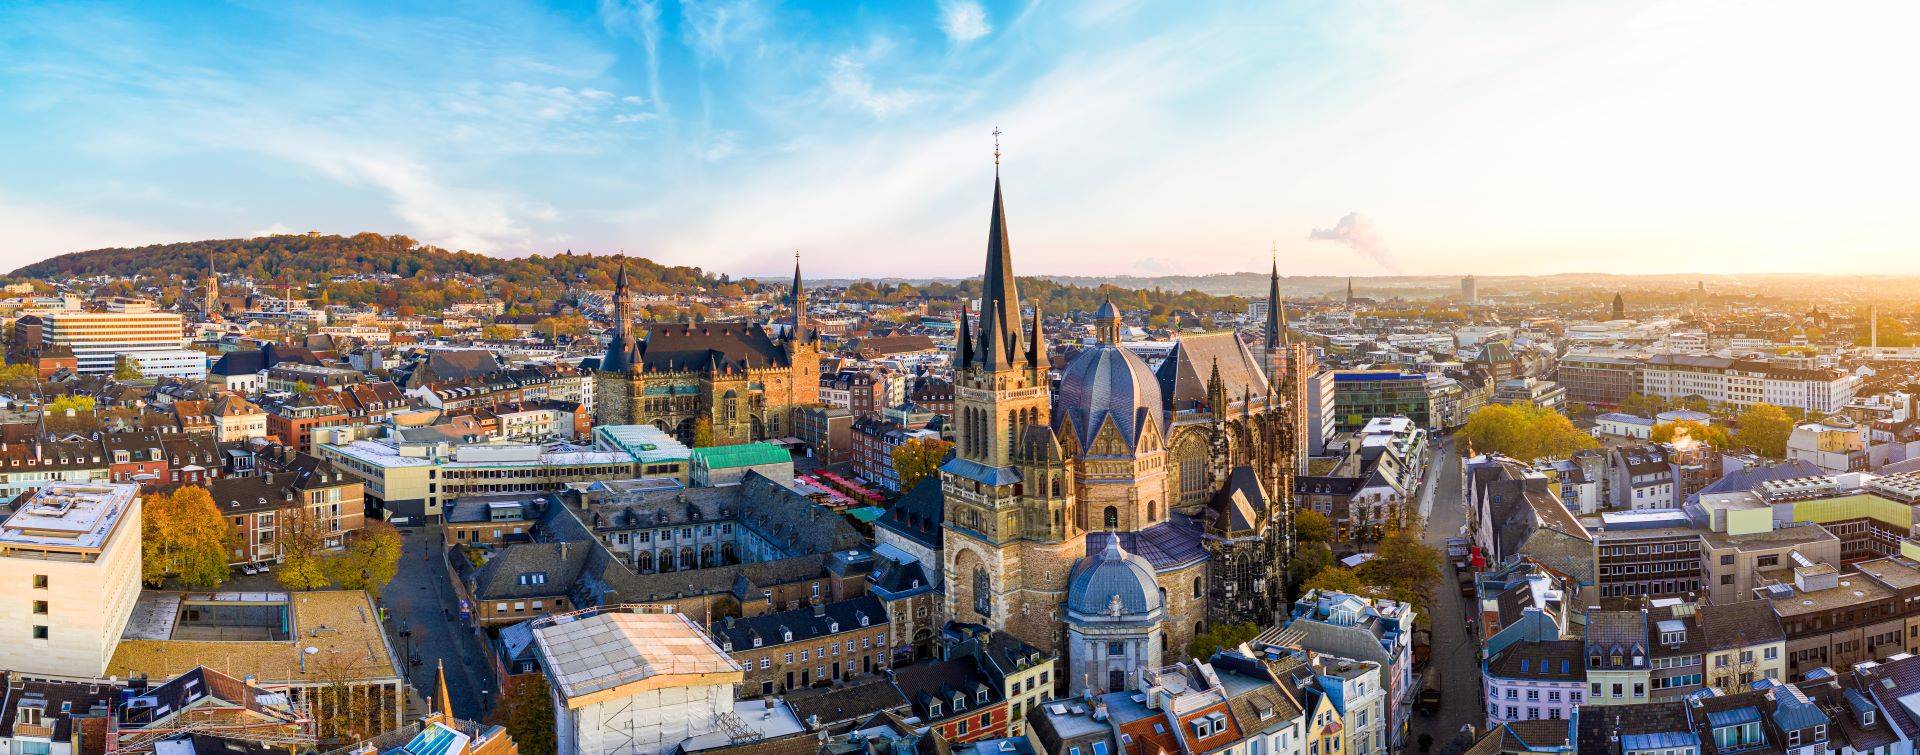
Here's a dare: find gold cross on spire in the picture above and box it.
[992,126,1002,172]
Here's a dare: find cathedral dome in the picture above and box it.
[1055,344,1163,449]
[1067,535,1163,619]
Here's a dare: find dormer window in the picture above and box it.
[952,694,966,711]
[977,689,988,704]
[859,613,870,627]
[828,621,839,632]
[928,702,941,718]
[751,636,761,648]
[782,629,793,642]
[18,704,42,727]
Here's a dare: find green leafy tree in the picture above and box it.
[891,437,954,492]
[112,357,142,381]
[1294,509,1335,544]
[328,521,403,599]
[1355,528,1444,609]
[1735,403,1795,459]
[141,487,234,588]
[1286,541,1335,594]
[1186,621,1262,660]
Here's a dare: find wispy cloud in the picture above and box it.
[938,0,991,45]
[597,0,669,116]
[678,0,765,65]
[828,54,920,117]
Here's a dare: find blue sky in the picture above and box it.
[3,1,1918,278]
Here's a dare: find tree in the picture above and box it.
[46,394,96,414]
[1460,404,1597,461]
[1356,528,1444,608]
[1186,621,1261,660]
[1294,509,1335,544]
[112,357,142,381]
[1303,566,1367,595]
[1651,420,1731,450]
[492,674,557,755]
[690,417,715,448]
[892,437,954,492]
[275,505,334,591]
[328,521,402,599]
[480,324,520,342]
[1287,541,1335,594]
[1735,403,1795,459]
[141,487,234,589]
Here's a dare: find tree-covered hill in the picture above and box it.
[8,232,722,296]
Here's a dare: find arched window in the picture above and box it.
[973,567,992,618]
[1103,506,1119,530]
[1147,500,1157,522]
[636,551,654,573]
[1193,578,1204,598]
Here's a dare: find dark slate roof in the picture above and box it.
[1207,466,1265,536]
[470,541,591,600]
[1154,331,1269,412]
[784,677,909,730]
[1575,700,1696,755]
[1295,476,1365,496]
[709,594,888,651]
[0,674,115,741]
[1486,639,1584,681]
[1698,599,1787,650]
[638,323,790,372]
[876,475,944,551]
[1695,459,1826,500]
[1065,535,1163,618]
[1054,344,1162,449]
[1095,512,1205,569]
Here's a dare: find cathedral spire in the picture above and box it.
[974,171,1024,372]
[1264,244,1286,350]
[954,301,974,370]
[601,256,635,373]
[1026,297,1044,371]
[790,250,808,335]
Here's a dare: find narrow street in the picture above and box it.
[380,524,497,721]
[1406,436,1481,752]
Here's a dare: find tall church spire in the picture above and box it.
[601,257,635,373]
[790,250,808,335]
[1026,297,1044,371]
[1264,244,1286,350]
[974,174,1024,372]
[954,302,973,370]
[204,255,219,320]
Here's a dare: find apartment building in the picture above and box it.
[1556,351,1644,406]
[1590,509,1704,599]
[0,483,143,678]
[321,435,641,522]
[1769,558,1920,679]
[710,595,892,697]
[38,309,185,374]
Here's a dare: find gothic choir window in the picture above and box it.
[973,567,992,618]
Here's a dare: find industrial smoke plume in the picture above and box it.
[1309,212,1399,272]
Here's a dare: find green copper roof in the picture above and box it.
[692,442,791,469]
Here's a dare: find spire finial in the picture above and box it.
[992,126,1002,173]
[1271,240,1277,265]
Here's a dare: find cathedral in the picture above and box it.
[938,171,1304,696]
[593,259,822,445]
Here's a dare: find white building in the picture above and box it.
[39,310,186,374]
[0,483,143,678]
[122,348,209,380]
[533,606,743,755]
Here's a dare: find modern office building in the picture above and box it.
[39,309,186,374]
[0,483,143,677]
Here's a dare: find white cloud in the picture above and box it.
[827,55,920,117]
[598,0,668,115]
[678,0,765,65]
[938,0,991,45]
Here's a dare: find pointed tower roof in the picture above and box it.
[601,257,634,373]
[975,177,1024,371]
[1265,250,1287,350]
[790,250,808,336]
[433,660,454,721]
[1026,297,1044,369]
[953,302,974,370]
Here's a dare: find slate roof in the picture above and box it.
[1206,466,1265,536]
[710,594,887,651]
[1094,511,1205,570]
[1155,331,1270,412]
[876,474,943,551]
[1055,344,1163,449]
[470,541,592,600]
[1698,599,1787,650]
[1576,701,1696,754]
[639,323,790,372]
[1486,639,1584,681]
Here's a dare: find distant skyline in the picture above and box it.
[2,1,1918,278]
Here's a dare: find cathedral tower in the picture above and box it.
[944,171,1079,651]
